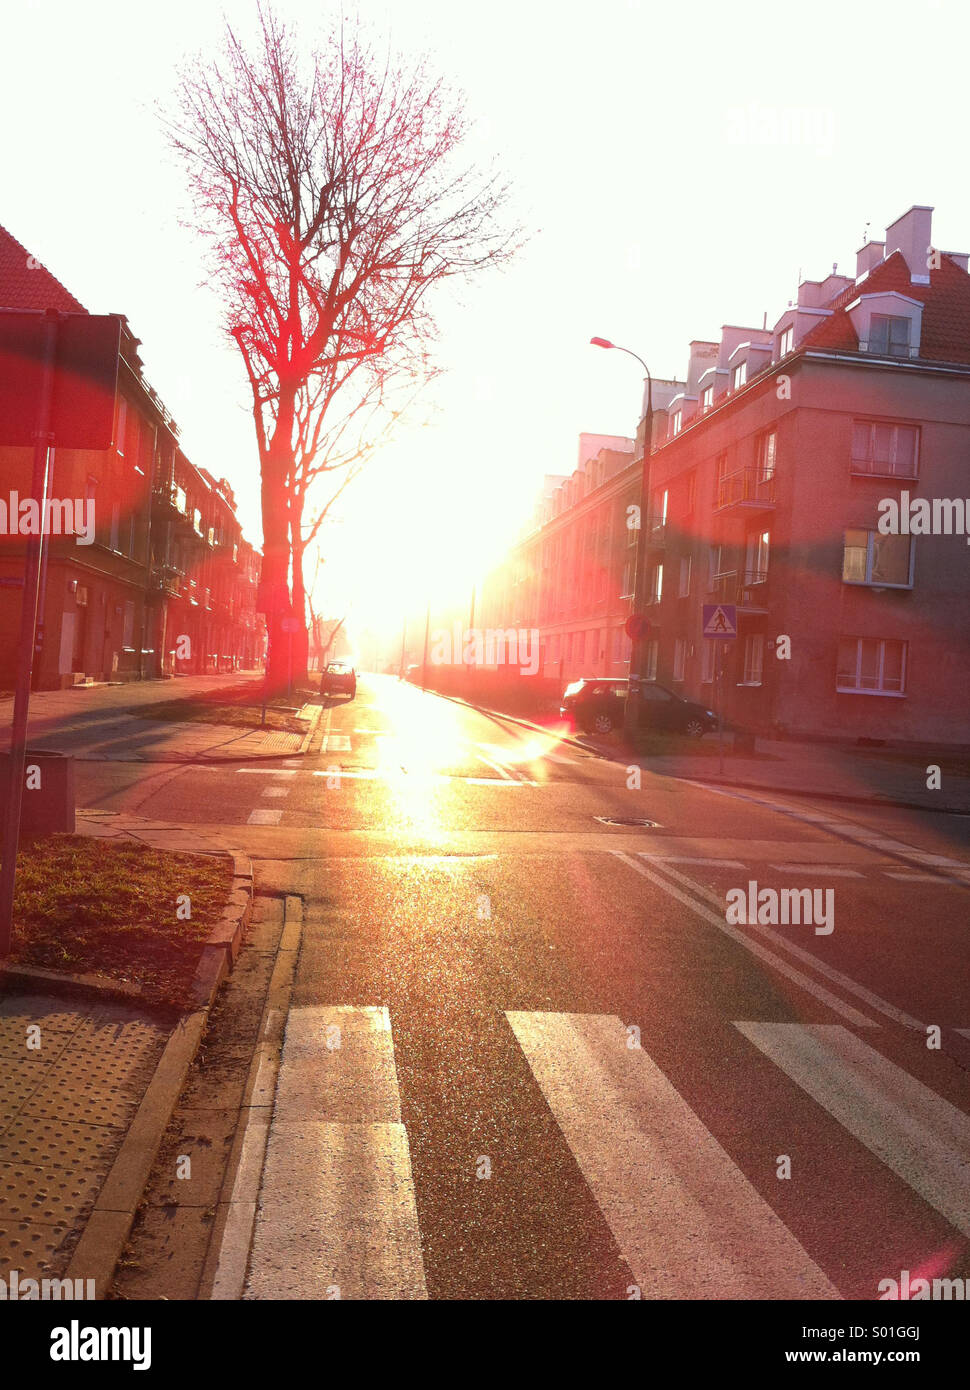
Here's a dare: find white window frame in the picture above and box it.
[842,530,915,589]
[671,410,682,437]
[678,554,691,597]
[758,430,777,483]
[702,385,714,412]
[779,325,794,357]
[850,420,919,479]
[740,633,764,686]
[673,637,686,681]
[645,639,659,682]
[733,361,747,390]
[649,562,663,604]
[837,637,907,696]
[868,314,911,358]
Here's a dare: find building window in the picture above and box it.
[707,544,721,592]
[842,530,914,588]
[850,421,918,478]
[651,487,668,535]
[685,471,696,514]
[122,600,135,649]
[837,637,907,695]
[868,315,911,358]
[715,452,729,501]
[649,562,663,604]
[779,325,794,357]
[702,385,714,412]
[733,360,747,390]
[701,639,715,683]
[645,639,659,681]
[758,430,777,483]
[671,410,682,437]
[678,555,691,597]
[673,637,686,681]
[116,398,128,455]
[745,530,770,584]
[109,501,120,551]
[741,633,764,686]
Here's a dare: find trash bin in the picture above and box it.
[0,749,75,834]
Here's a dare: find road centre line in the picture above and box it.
[612,851,878,1030]
[623,853,925,1033]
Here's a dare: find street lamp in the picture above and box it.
[590,336,655,742]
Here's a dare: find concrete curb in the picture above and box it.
[58,842,255,1299]
[441,691,970,816]
[200,894,303,1300]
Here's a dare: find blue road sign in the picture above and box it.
[702,603,738,639]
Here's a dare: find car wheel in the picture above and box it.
[684,717,705,739]
[592,712,614,734]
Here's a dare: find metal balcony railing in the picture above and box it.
[714,467,776,511]
[713,569,769,609]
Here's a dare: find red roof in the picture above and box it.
[0,223,87,314]
[800,250,970,365]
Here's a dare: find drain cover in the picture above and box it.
[594,815,660,828]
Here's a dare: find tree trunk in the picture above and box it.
[290,516,310,685]
[261,387,296,694]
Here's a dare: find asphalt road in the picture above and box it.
[75,673,970,1300]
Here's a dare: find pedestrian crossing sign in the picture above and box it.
[702,603,738,639]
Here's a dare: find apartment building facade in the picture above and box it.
[0,222,264,688]
[486,206,970,745]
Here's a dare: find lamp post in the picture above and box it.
[590,337,654,741]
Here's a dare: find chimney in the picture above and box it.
[686,340,718,395]
[856,240,885,279]
[885,206,933,285]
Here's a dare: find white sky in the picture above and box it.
[3,0,969,648]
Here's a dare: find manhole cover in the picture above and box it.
[594,816,660,828]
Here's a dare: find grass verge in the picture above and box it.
[8,834,234,1007]
[130,680,316,733]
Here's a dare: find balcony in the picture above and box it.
[713,569,770,612]
[149,565,182,599]
[715,467,776,513]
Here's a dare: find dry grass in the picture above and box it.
[10,835,234,1006]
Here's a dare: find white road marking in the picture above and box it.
[629,854,925,1032]
[311,769,529,786]
[237,768,298,776]
[262,787,288,798]
[735,1023,970,1237]
[323,734,352,752]
[247,809,283,825]
[769,864,863,878]
[615,851,878,1028]
[640,855,745,867]
[245,1006,426,1300]
[883,871,949,883]
[506,1011,839,1299]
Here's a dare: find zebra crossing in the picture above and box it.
[236,1003,970,1300]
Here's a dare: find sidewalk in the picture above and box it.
[0,813,255,1298]
[461,695,970,814]
[636,737,970,814]
[0,673,319,762]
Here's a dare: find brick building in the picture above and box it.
[484,206,970,746]
[0,222,264,688]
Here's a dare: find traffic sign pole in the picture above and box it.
[0,313,58,956]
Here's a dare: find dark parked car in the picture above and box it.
[320,660,357,698]
[560,678,718,737]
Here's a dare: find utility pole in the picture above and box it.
[421,599,431,690]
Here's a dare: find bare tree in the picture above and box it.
[169,6,517,687]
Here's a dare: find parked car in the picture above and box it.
[560,678,718,737]
[320,660,357,698]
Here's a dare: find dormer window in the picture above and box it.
[779,325,794,357]
[671,410,682,437]
[733,361,747,390]
[869,315,911,358]
[702,385,714,412]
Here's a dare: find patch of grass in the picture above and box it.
[10,835,234,1007]
[131,681,315,733]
